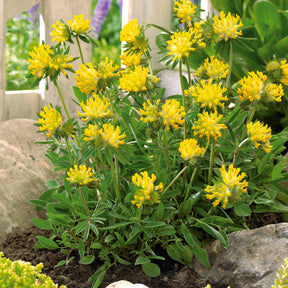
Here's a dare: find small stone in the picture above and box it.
[105,280,149,288]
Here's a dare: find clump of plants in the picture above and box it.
[0,252,67,288]
[28,1,288,287]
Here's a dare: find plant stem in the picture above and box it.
[105,88,115,114]
[79,186,90,216]
[226,40,233,90]
[208,139,215,185]
[55,80,71,120]
[185,56,192,86]
[145,52,154,76]
[179,60,187,139]
[163,129,172,173]
[184,140,210,201]
[76,36,85,64]
[110,153,121,202]
[162,166,188,196]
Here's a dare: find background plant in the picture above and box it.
[28,3,288,288]
[0,252,67,288]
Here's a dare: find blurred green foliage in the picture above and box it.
[5,0,122,91]
[6,13,39,90]
[91,0,122,65]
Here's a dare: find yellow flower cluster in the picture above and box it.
[139,99,160,123]
[174,0,197,27]
[78,94,113,122]
[196,56,229,80]
[131,171,163,208]
[192,111,227,140]
[66,164,96,185]
[167,29,206,61]
[159,99,186,130]
[280,60,288,86]
[119,66,149,92]
[0,252,67,288]
[75,63,100,95]
[50,20,70,43]
[67,14,90,35]
[120,18,148,54]
[247,121,272,153]
[38,104,62,137]
[185,79,227,110]
[205,164,247,208]
[237,71,267,102]
[179,138,204,162]
[120,50,142,67]
[213,11,243,42]
[264,83,284,102]
[84,123,126,148]
[28,44,73,79]
[100,123,126,148]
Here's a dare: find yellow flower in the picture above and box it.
[120,50,142,67]
[192,111,227,140]
[38,104,62,137]
[237,71,267,102]
[99,123,126,148]
[120,19,148,54]
[97,57,119,91]
[221,164,248,193]
[205,164,248,208]
[213,11,243,42]
[83,123,101,143]
[247,121,272,153]
[66,164,96,185]
[78,94,113,122]
[179,138,204,161]
[119,66,148,92]
[131,171,163,208]
[120,19,140,43]
[159,99,186,130]
[264,83,284,102]
[28,44,52,78]
[174,0,197,27]
[67,14,90,35]
[75,63,100,95]
[185,79,227,110]
[280,60,288,86]
[205,183,231,208]
[167,30,196,61]
[50,21,70,43]
[48,54,73,77]
[139,99,160,123]
[196,56,229,80]
[193,20,214,44]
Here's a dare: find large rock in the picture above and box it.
[194,223,288,288]
[0,119,58,236]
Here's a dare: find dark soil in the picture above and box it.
[0,212,283,288]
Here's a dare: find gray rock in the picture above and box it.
[193,223,288,288]
[0,119,57,236]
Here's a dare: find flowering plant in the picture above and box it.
[0,252,67,288]
[29,2,288,287]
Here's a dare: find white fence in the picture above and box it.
[0,0,214,122]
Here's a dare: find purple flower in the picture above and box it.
[118,0,122,16]
[91,0,112,38]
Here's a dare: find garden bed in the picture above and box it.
[0,212,282,288]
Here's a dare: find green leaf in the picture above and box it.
[36,236,59,250]
[79,255,95,265]
[181,224,210,267]
[135,256,151,265]
[199,222,229,248]
[234,203,252,216]
[47,213,72,225]
[271,163,283,181]
[158,225,176,236]
[46,179,59,189]
[141,263,161,277]
[32,218,51,230]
